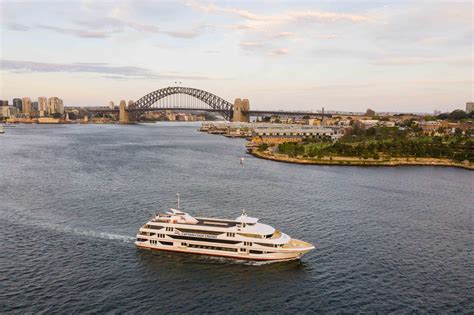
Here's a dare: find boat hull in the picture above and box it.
[135,242,312,262]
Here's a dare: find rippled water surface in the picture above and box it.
[1,123,473,313]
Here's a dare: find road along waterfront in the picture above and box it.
[0,123,473,313]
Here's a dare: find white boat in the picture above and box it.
[135,208,314,262]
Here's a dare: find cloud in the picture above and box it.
[269,48,290,56]
[372,56,472,66]
[313,48,380,60]
[186,0,370,24]
[412,79,474,86]
[186,1,360,52]
[185,1,268,21]
[0,59,218,80]
[162,30,200,38]
[271,31,296,38]
[6,23,30,31]
[6,12,206,40]
[239,41,266,51]
[34,18,207,39]
[37,24,119,38]
[287,10,371,23]
[369,2,472,50]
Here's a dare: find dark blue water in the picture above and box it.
[1,123,473,313]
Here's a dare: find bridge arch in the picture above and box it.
[132,86,234,121]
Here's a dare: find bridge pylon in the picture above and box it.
[119,100,129,123]
[232,98,250,122]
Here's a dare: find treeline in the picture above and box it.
[278,132,473,162]
[435,109,474,121]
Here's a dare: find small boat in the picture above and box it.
[135,201,314,262]
[0,125,4,134]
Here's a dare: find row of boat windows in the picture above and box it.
[145,225,164,230]
[140,232,166,238]
[182,243,238,252]
[256,242,282,248]
[144,226,274,240]
[177,228,222,235]
[139,234,283,247]
[148,239,173,246]
[182,243,271,255]
[138,239,274,255]
[237,232,274,239]
[169,235,240,244]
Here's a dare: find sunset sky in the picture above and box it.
[0,0,472,113]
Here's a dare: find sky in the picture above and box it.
[0,0,472,113]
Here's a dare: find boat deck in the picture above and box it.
[195,218,238,228]
[282,239,313,249]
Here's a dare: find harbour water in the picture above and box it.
[1,123,473,313]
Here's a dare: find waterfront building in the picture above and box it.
[57,99,64,114]
[31,101,38,111]
[48,97,64,115]
[251,127,335,145]
[109,101,115,109]
[38,97,47,117]
[0,105,11,118]
[0,100,8,107]
[13,98,22,112]
[22,97,32,115]
[48,98,56,114]
[466,102,474,113]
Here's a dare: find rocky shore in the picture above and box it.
[250,149,474,170]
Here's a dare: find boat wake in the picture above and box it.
[4,215,135,245]
[66,228,135,244]
[190,254,297,266]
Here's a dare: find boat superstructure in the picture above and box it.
[135,208,314,262]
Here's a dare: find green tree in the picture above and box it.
[258,143,269,151]
[448,110,466,121]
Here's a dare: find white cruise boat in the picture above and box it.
[135,208,314,262]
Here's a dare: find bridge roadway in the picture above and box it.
[87,107,333,118]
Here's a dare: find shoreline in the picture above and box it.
[249,149,474,170]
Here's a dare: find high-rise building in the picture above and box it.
[22,97,32,115]
[48,97,58,114]
[109,101,115,109]
[466,102,474,113]
[13,98,22,112]
[31,102,38,111]
[38,97,47,117]
[57,99,64,114]
[0,101,10,118]
[1,105,9,118]
[48,97,64,115]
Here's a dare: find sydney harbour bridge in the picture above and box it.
[89,86,333,123]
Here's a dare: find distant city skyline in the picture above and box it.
[0,0,472,112]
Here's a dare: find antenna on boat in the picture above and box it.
[241,209,246,216]
[176,193,180,210]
